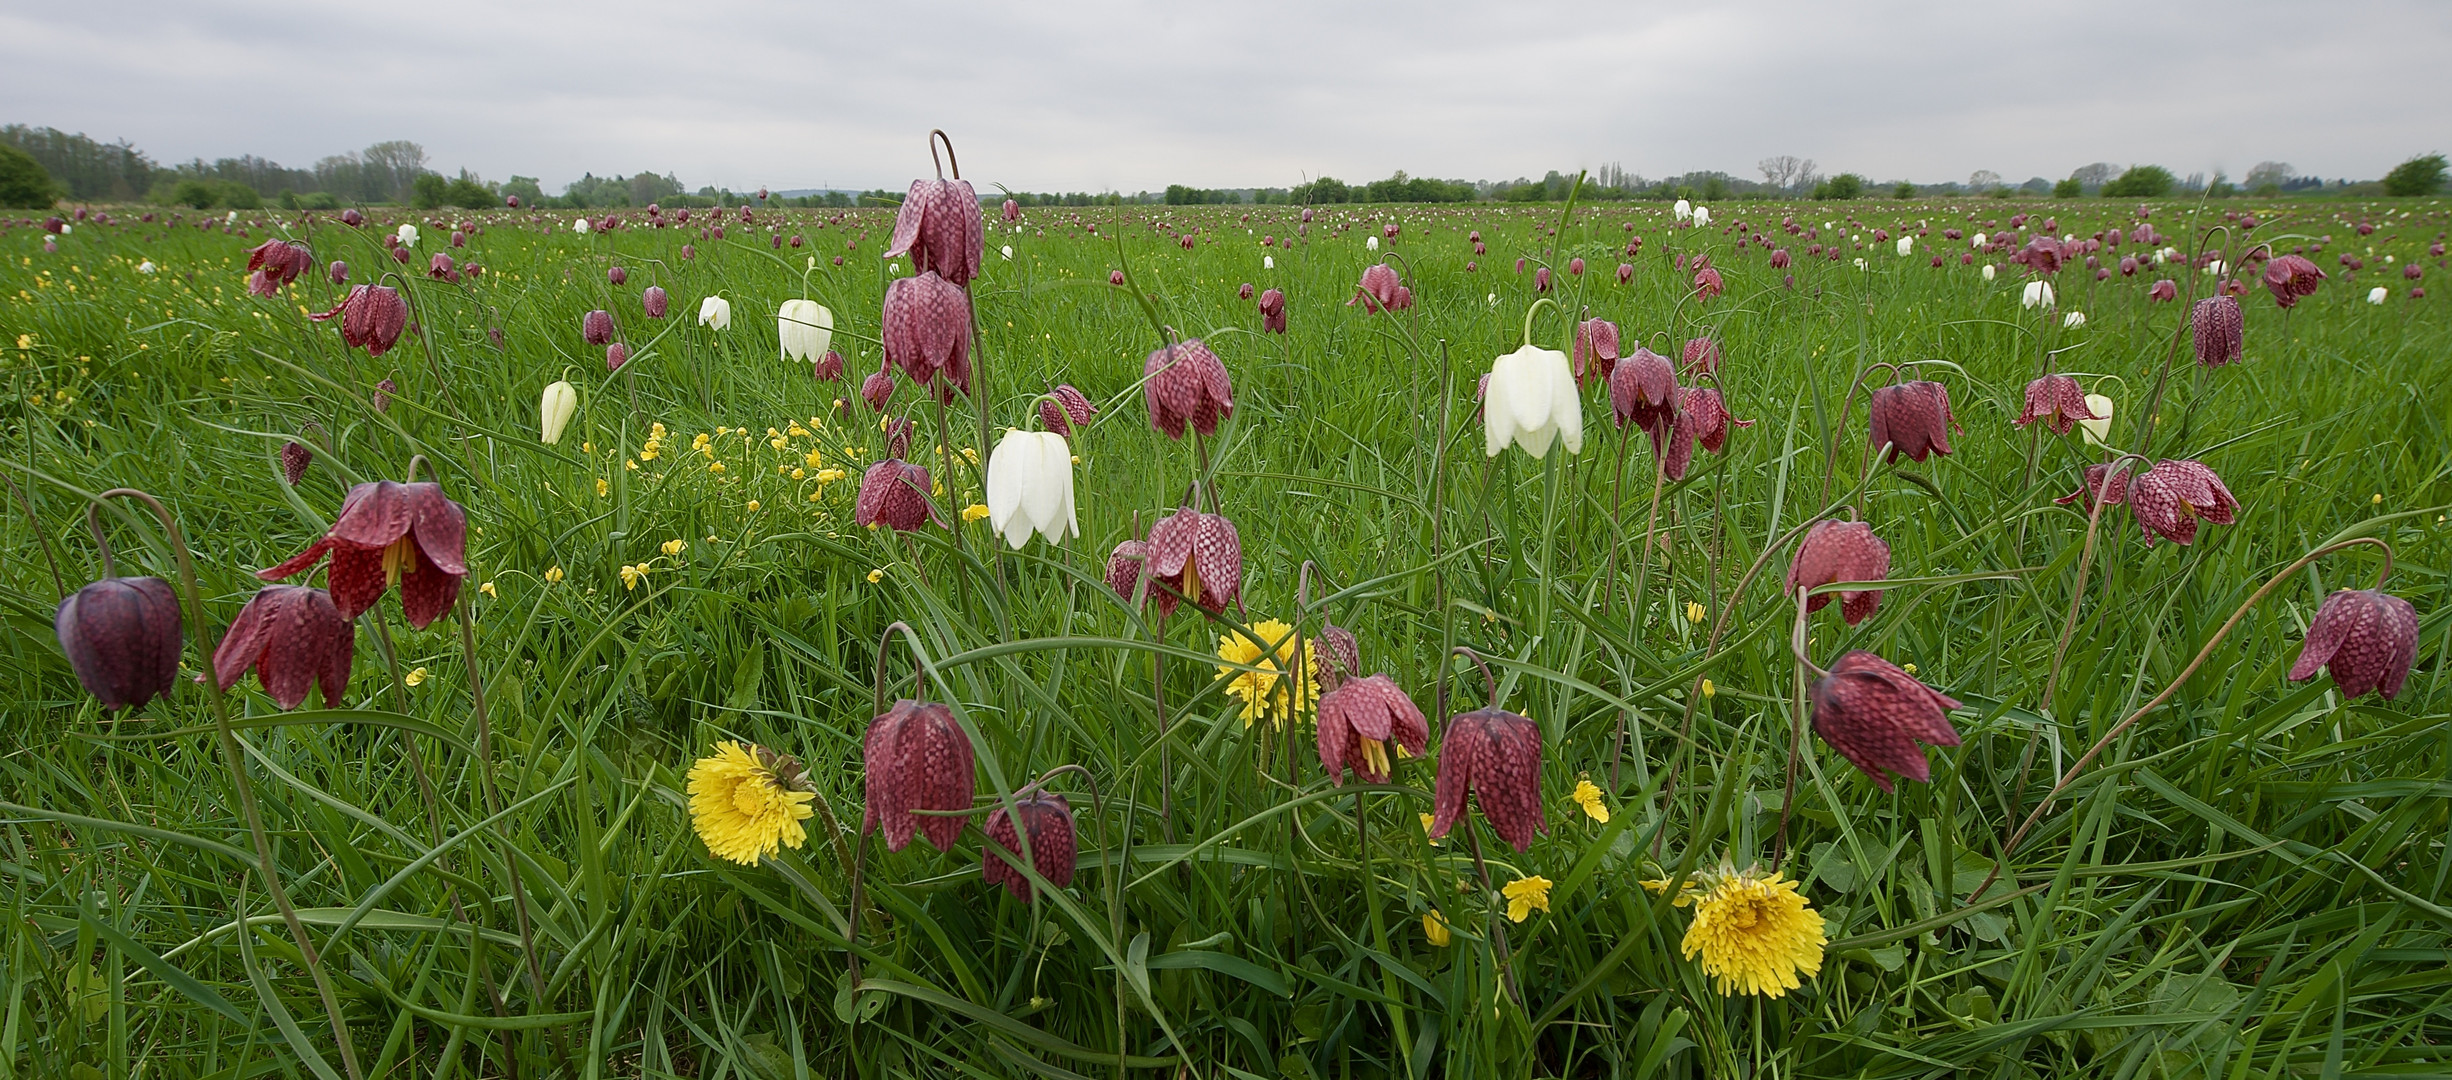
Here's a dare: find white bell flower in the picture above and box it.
[2368,286,2389,305]
[2063,310,2087,328]
[777,298,833,362]
[698,295,731,330]
[136,260,155,274]
[1981,263,1997,282]
[1482,344,1583,459]
[1971,232,1986,247]
[1000,244,1014,260]
[572,217,589,235]
[1673,199,1692,221]
[1367,235,1380,251]
[1896,236,1914,257]
[1692,205,1710,228]
[1263,255,1275,270]
[2079,394,2115,448]
[539,380,578,445]
[2022,281,2055,309]
[984,428,1078,549]
[396,224,418,248]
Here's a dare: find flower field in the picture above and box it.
[3,165,2449,1078]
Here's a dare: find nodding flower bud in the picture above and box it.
[1143,339,1234,439]
[280,440,313,485]
[1002,198,1020,222]
[2129,459,2237,546]
[604,342,627,371]
[327,260,348,284]
[880,272,973,394]
[643,285,669,319]
[311,285,408,357]
[854,458,941,531]
[883,177,983,286]
[1866,380,1957,463]
[1038,383,1096,437]
[582,309,615,346]
[607,265,628,285]
[2289,589,2418,700]
[1105,539,1149,604]
[1351,264,1403,313]
[812,349,845,382]
[55,576,183,710]
[1681,337,1721,377]
[2013,374,2098,436]
[2148,279,2178,302]
[340,208,364,227]
[1257,288,1287,334]
[2191,295,2243,366]
[1534,266,1553,292]
[1143,505,1242,616]
[863,698,976,852]
[2262,254,2325,309]
[982,792,1077,901]
[1809,650,1962,792]
[1237,281,1254,300]
[1429,706,1546,853]
[1314,623,1362,687]
[861,366,894,411]
[1788,519,1891,625]
[1573,318,1620,384]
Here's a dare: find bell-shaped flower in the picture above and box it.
[1143,339,1234,439]
[854,458,941,532]
[697,295,732,331]
[983,792,1078,901]
[643,285,669,319]
[281,441,313,486]
[310,285,408,358]
[259,481,468,628]
[2262,253,2325,308]
[2289,589,2419,700]
[1609,347,1679,452]
[883,177,983,287]
[1681,387,1753,455]
[1350,263,1403,314]
[984,429,1078,549]
[1038,384,1096,437]
[1318,675,1429,785]
[863,698,976,852]
[2021,280,2055,309]
[2014,374,2096,436]
[1429,707,1546,853]
[860,365,895,410]
[582,309,615,346]
[2054,462,2132,512]
[882,271,974,395]
[1258,288,1287,333]
[1787,519,1891,625]
[1691,205,1710,228]
[1144,505,1242,616]
[2129,459,2237,546]
[210,585,355,711]
[2191,295,2243,366]
[1105,539,1150,604]
[778,298,834,363]
[1681,337,1721,377]
[244,239,312,295]
[396,224,418,248]
[55,576,182,710]
[1867,380,1957,463]
[2078,394,2116,448]
[1573,318,1620,384]
[1484,344,1583,459]
[1808,651,1962,792]
[539,380,578,445]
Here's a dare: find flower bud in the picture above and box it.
[540,380,578,444]
[56,576,183,710]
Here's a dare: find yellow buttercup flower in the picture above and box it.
[1700,679,1715,699]
[1679,866,1827,998]
[620,563,648,590]
[544,566,564,583]
[404,666,428,687]
[596,478,610,497]
[746,500,761,512]
[686,741,816,865]
[1422,911,1452,947]
[1213,619,1319,728]
[1570,779,1610,823]
[478,581,497,598]
[962,503,991,523]
[866,568,885,584]
[661,539,687,557]
[1502,875,1552,923]
[1420,812,1442,845]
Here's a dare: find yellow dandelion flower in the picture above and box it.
[1502,875,1552,923]
[1570,779,1610,823]
[1422,911,1452,947]
[545,566,564,583]
[478,581,497,598]
[686,741,815,864]
[1901,663,1917,675]
[1213,619,1319,728]
[962,503,991,523]
[1680,867,1827,998]
[404,666,429,687]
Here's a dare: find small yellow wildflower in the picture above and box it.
[1420,812,1441,845]
[791,467,806,479]
[545,566,564,583]
[1502,875,1553,923]
[478,581,497,598]
[661,539,687,557]
[816,468,846,483]
[1570,779,1610,823]
[685,741,815,865]
[1901,663,1917,675]
[769,437,788,450]
[708,461,725,474]
[620,564,648,590]
[809,490,825,503]
[787,424,808,438]
[1678,866,1827,998]
[2373,493,2384,504]
[1685,601,1706,624]
[1213,619,1319,728]
[1701,679,1715,698]
[404,666,429,687]
[866,568,885,584]
[746,500,761,512]
[803,448,825,469]
[1423,911,1452,947]
[962,503,991,523]
[596,478,610,497]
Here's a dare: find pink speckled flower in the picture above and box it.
[1787,519,1890,626]
[1809,651,1962,792]
[2129,459,2237,546]
[2289,589,2419,700]
[863,698,975,852]
[1429,707,1545,853]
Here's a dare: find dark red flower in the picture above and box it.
[1573,318,1620,384]
[1680,387,1753,454]
[1808,650,1962,792]
[1867,380,1957,462]
[280,440,313,485]
[1314,622,1361,686]
[854,458,940,531]
[1692,265,1724,302]
[426,253,458,283]
[1535,266,1553,292]
[862,698,976,852]
[1608,347,1679,450]
[55,576,182,710]
[2289,589,2419,700]
[209,585,354,711]
[1616,262,1634,283]
[2014,374,2097,435]
[860,363,895,410]
[1143,338,1234,439]
[2130,459,2237,546]
[2055,463,2132,511]
[1002,198,1019,222]
[1105,539,1149,603]
[1317,675,1428,785]
[1351,263,1402,313]
[2192,295,2243,366]
[810,349,844,382]
[1787,519,1890,625]
[582,309,615,346]
[2013,236,2064,275]
[310,285,408,357]
[1237,281,1254,300]
[2148,279,2178,302]
[1143,505,1241,616]
[1681,337,1721,377]
[607,265,627,285]
[328,260,348,284]
[881,271,974,394]
[258,481,469,628]
[1038,384,1096,437]
[340,208,364,227]
[245,239,313,295]
[883,178,983,287]
[604,342,627,371]
[982,792,1077,901]
[1429,707,1545,853]
[1257,287,1287,333]
[643,285,669,319]
[2263,253,2325,308]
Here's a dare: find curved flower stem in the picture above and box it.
[1518,296,1560,350]
[82,502,118,578]
[1452,646,1499,710]
[1972,535,2395,902]
[1773,586,1826,873]
[97,488,364,1080]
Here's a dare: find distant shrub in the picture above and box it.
[409,173,449,209]
[445,176,495,209]
[1894,181,1917,199]
[2053,177,2083,198]
[2100,166,2175,198]
[0,144,58,209]
[1812,173,1865,200]
[2383,153,2446,196]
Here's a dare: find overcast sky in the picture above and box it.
[4,0,2445,195]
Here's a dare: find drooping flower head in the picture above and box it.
[209,585,354,710]
[1485,345,1584,459]
[2191,295,2243,366]
[863,699,976,852]
[1257,288,1287,334]
[1105,539,1150,604]
[1608,347,1680,451]
[1788,520,1891,625]
[2129,458,2238,546]
[2014,374,2099,435]
[778,299,835,364]
[881,272,974,395]
[1668,865,1828,998]
[2288,589,2419,700]
[883,177,983,287]
[311,285,408,358]
[1680,387,1754,454]
[1692,265,1724,302]
[1145,505,1242,616]
[1214,619,1319,728]
[1573,317,1620,385]
[982,792,1077,901]
[1351,263,1404,314]
[55,576,182,710]
[1681,337,1721,377]
[2148,278,2178,302]
[2262,253,2325,309]
[2055,462,2132,511]
[1429,706,1546,852]
[984,428,1078,549]
[582,309,614,346]
[244,239,313,295]
[280,440,313,485]
[1143,338,1234,439]
[688,741,816,865]
[1808,650,1962,791]
[258,481,468,628]
[1314,622,1361,687]
[854,458,941,531]
[1038,384,1096,437]
[1317,674,1428,784]
[1867,380,1957,462]
[643,285,669,319]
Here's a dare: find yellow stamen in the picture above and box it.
[1360,737,1390,777]
[380,536,416,586]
